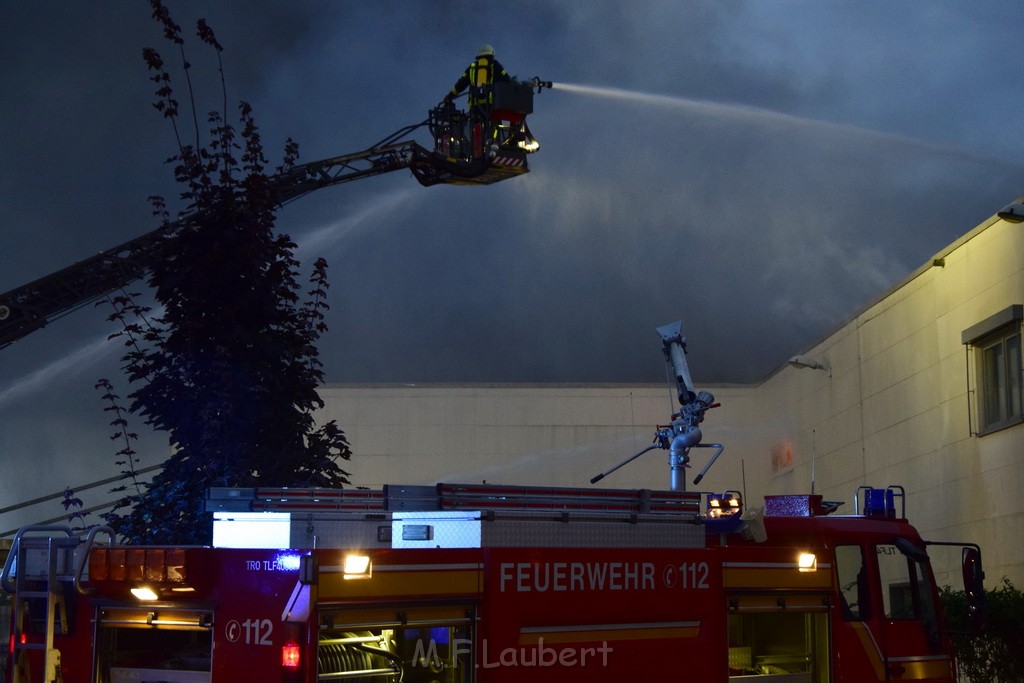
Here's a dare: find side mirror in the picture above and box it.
[299,553,317,586]
[962,545,986,630]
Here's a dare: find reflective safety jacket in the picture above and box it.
[449,56,511,108]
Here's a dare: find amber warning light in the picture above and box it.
[90,547,188,584]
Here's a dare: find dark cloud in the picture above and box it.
[3,1,1024,525]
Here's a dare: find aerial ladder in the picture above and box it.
[0,78,552,350]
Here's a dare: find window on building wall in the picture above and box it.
[963,305,1024,435]
[980,331,1022,429]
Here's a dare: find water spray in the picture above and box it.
[549,81,1024,169]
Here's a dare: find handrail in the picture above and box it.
[0,524,75,594]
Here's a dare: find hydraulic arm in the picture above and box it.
[0,143,423,349]
[0,79,551,349]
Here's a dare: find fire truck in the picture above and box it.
[2,323,985,682]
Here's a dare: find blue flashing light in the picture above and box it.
[274,553,302,571]
[863,488,896,519]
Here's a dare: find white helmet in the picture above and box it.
[477,44,495,57]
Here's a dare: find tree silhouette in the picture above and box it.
[103,1,351,544]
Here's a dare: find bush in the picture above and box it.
[941,578,1024,682]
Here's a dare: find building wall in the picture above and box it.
[772,210,1024,587]
[318,209,1024,588]
[317,384,761,493]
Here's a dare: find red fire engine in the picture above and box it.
[2,481,985,683]
[1,323,986,682]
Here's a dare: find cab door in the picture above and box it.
[873,540,952,681]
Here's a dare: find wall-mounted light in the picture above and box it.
[998,199,1024,224]
[788,355,829,372]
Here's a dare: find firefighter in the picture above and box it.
[446,45,512,157]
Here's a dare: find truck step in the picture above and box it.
[14,642,45,651]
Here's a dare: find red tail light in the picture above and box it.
[281,641,301,668]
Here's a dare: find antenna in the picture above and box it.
[811,428,817,495]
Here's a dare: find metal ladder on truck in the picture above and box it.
[207,482,709,552]
[208,482,706,516]
[1,525,113,683]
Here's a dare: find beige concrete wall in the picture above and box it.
[317,384,761,494]
[754,211,1024,587]
[318,209,1024,589]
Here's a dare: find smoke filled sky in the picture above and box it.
[3,2,1024,522]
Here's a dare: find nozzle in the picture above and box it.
[527,76,553,92]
